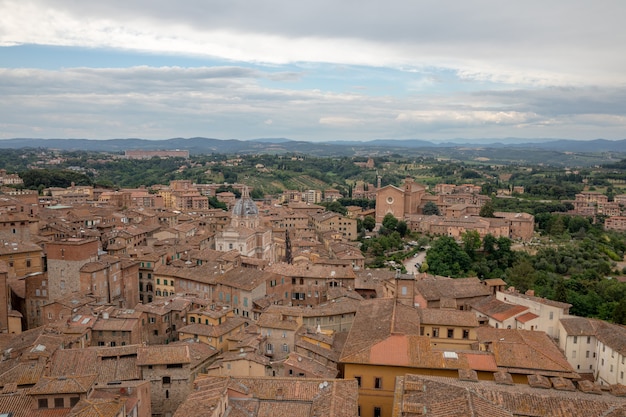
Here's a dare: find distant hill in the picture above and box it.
[0,137,624,161]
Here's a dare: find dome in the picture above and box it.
[232,186,259,217]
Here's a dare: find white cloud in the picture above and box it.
[2,0,626,86]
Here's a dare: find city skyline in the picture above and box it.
[1,1,626,142]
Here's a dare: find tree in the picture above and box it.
[426,236,471,277]
[324,201,348,215]
[382,213,399,231]
[396,220,408,237]
[462,230,481,259]
[613,298,626,325]
[422,201,440,216]
[479,201,495,218]
[362,216,376,232]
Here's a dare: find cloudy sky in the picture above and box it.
[1,0,625,142]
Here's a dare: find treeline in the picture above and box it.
[423,214,626,324]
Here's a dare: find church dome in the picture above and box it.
[232,186,259,217]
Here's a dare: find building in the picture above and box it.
[214,187,274,261]
[45,239,99,301]
[392,373,626,417]
[174,375,358,417]
[496,290,571,339]
[375,178,426,224]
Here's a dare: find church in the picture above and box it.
[375,177,427,224]
[214,187,274,261]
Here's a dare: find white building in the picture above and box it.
[559,316,626,385]
[496,290,571,339]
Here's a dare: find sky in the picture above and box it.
[1,1,626,142]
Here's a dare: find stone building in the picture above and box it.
[45,238,99,301]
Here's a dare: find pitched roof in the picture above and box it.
[476,328,577,378]
[29,374,98,395]
[137,345,190,366]
[394,374,626,417]
[415,276,491,301]
[470,296,529,322]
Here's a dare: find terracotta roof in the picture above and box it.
[68,398,125,417]
[0,390,33,417]
[394,374,626,417]
[176,376,358,417]
[470,296,529,322]
[515,312,539,323]
[476,328,577,378]
[178,317,247,338]
[415,276,491,301]
[49,345,140,383]
[419,308,479,327]
[30,374,98,395]
[137,345,190,366]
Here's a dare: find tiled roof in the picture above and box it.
[178,317,247,338]
[419,308,479,327]
[0,359,46,388]
[137,345,190,366]
[0,390,33,417]
[415,276,491,301]
[176,375,358,417]
[394,374,626,417]
[283,352,339,379]
[515,312,539,323]
[559,317,597,336]
[29,374,98,395]
[470,296,529,322]
[49,345,140,383]
[476,328,577,377]
[266,263,356,280]
[340,298,421,362]
[215,267,278,291]
[67,398,125,417]
[500,290,572,309]
[257,313,300,331]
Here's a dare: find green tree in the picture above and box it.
[382,213,399,231]
[613,298,626,325]
[426,236,471,277]
[462,230,481,260]
[396,220,408,237]
[479,201,495,218]
[422,201,440,215]
[362,216,376,232]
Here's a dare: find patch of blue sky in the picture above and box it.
[0,44,233,70]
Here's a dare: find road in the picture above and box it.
[403,250,427,275]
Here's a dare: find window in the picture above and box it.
[432,328,439,338]
[355,376,361,387]
[549,311,554,320]
[164,279,168,285]
[374,406,382,417]
[38,398,48,409]
[266,343,273,353]
[156,279,160,285]
[282,331,286,338]
[162,376,171,385]
[573,336,577,344]
[462,329,470,339]
[54,398,64,408]
[447,329,454,338]
[374,377,382,389]
[572,350,576,359]
[149,317,156,323]
[282,344,289,353]
[587,336,591,344]
[586,351,590,358]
